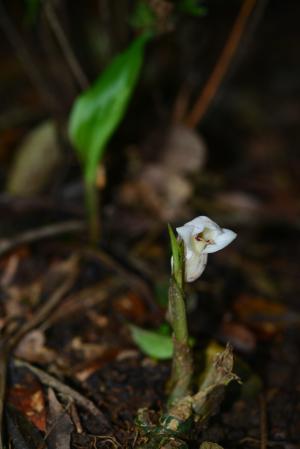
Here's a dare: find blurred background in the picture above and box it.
[0,0,300,447]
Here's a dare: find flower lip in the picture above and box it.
[176,216,236,255]
[175,216,237,283]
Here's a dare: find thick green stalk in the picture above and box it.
[167,232,193,406]
[168,277,193,406]
[85,180,100,244]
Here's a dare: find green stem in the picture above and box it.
[168,276,193,406]
[169,279,188,343]
[85,180,100,244]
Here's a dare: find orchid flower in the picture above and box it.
[176,216,237,282]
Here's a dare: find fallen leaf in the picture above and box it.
[6,120,62,196]
[113,292,147,322]
[47,388,74,449]
[233,294,300,338]
[6,405,45,449]
[219,320,256,353]
[8,379,46,431]
[162,125,206,175]
[15,329,56,364]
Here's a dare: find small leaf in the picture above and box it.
[130,1,156,30]
[24,0,41,24]
[178,0,207,17]
[168,224,184,287]
[69,34,149,185]
[129,325,173,359]
[6,120,62,196]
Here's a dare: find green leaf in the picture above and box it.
[129,325,173,359]
[69,33,149,185]
[179,0,207,17]
[130,1,156,31]
[24,0,41,24]
[168,224,184,287]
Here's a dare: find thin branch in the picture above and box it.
[13,359,108,423]
[0,220,85,258]
[81,246,157,314]
[185,0,257,128]
[45,1,89,90]
[260,394,268,449]
[8,255,79,349]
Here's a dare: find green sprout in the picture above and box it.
[69,33,150,242]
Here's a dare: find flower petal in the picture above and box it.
[176,224,196,253]
[185,252,208,282]
[183,216,221,233]
[204,228,237,253]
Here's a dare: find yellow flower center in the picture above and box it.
[191,227,215,254]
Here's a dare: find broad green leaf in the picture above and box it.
[69,34,149,185]
[129,325,173,359]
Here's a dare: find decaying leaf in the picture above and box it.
[137,345,238,448]
[6,120,62,196]
[118,125,206,221]
[192,345,239,421]
[233,294,300,338]
[47,388,74,449]
[200,442,224,449]
[15,329,56,364]
[7,374,46,432]
[162,125,206,175]
[6,405,45,449]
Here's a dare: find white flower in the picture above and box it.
[176,216,237,282]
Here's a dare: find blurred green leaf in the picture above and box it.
[69,33,149,185]
[6,121,62,196]
[130,324,173,359]
[155,281,169,307]
[24,0,41,24]
[179,0,207,17]
[130,1,156,30]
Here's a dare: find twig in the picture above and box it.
[172,83,191,124]
[81,247,157,314]
[259,394,267,449]
[0,255,79,447]
[39,278,122,331]
[185,0,257,128]
[45,0,89,90]
[0,193,84,216]
[13,359,108,423]
[0,220,85,259]
[0,1,58,112]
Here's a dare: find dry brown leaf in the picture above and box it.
[15,329,56,364]
[8,379,46,432]
[47,388,74,449]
